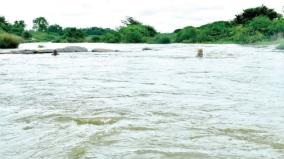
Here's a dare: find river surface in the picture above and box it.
[0,43,284,159]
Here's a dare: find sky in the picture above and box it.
[0,0,283,32]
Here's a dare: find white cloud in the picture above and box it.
[0,0,283,32]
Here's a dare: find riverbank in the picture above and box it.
[1,5,284,49]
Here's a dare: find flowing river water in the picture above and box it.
[0,43,284,159]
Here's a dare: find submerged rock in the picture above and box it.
[91,48,119,52]
[1,49,54,54]
[56,46,88,52]
[142,47,153,51]
[8,50,36,54]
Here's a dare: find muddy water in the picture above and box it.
[0,44,284,159]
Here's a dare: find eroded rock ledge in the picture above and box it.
[0,46,122,54]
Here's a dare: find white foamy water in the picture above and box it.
[0,43,284,159]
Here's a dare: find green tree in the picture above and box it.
[122,17,142,26]
[268,19,284,34]
[248,16,271,35]
[22,31,32,39]
[0,16,10,32]
[198,21,233,41]
[33,17,49,32]
[119,25,148,43]
[151,34,171,44]
[101,32,121,43]
[176,27,197,42]
[63,27,85,42]
[234,5,282,24]
[48,24,63,35]
[11,20,26,36]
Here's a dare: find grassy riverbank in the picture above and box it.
[1,5,284,48]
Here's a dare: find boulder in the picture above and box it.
[4,49,36,54]
[56,46,88,52]
[91,48,119,52]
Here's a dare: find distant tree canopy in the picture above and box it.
[33,17,49,32]
[1,5,284,48]
[0,16,10,32]
[122,17,142,26]
[48,24,63,35]
[119,17,158,43]
[12,20,26,36]
[63,27,85,42]
[234,5,282,24]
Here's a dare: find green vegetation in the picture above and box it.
[0,33,23,48]
[149,34,171,44]
[0,5,284,48]
[277,43,284,50]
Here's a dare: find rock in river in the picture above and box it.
[1,49,54,54]
[91,48,119,52]
[56,46,88,53]
[142,47,154,51]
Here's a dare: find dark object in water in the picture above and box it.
[197,49,203,58]
[52,50,59,56]
[142,47,153,51]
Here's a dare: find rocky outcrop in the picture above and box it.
[56,46,88,52]
[91,48,119,52]
[0,49,54,54]
[0,46,120,54]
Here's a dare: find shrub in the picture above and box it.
[232,26,265,43]
[0,33,23,48]
[248,16,272,35]
[101,32,121,43]
[198,21,233,41]
[276,43,284,50]
[22,31,32,39]
[268,19,284,34]
[175,27,197,42]
[119,25,148,43]
[150,34,171,44]
[63,27,85,42]
[90,35,101,42]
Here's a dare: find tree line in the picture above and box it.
[1,5,284,48]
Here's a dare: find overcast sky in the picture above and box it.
[0,0,283,32]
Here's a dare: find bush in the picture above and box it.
[101,32,121,43]
[22,31,32,39]
[0,33,23,48]
[198,21,233,41]
[150,34,171,44]
[119,25,147,43]
[90,35,101,42]
[175,27,197,42]
[268,19,284,34]
[232,26,265,43]
[63,27,85,42]
[276,43,284,50]
[248,16,272,35]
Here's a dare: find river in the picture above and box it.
[0,43,284,159]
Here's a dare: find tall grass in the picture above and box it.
[0,33,23,49]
